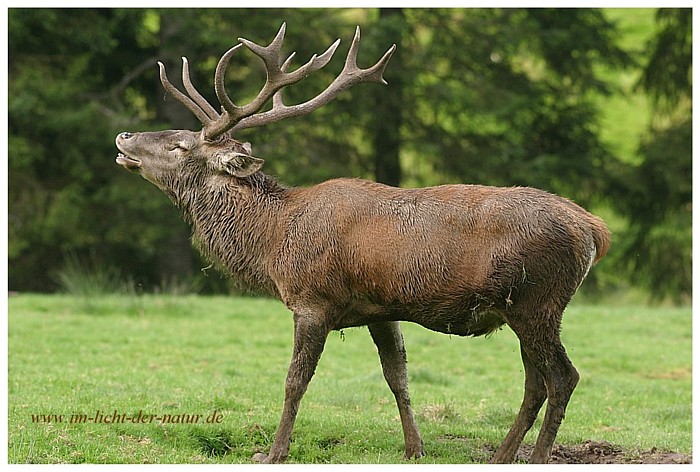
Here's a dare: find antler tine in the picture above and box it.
[238,21,287,68]
[158,61,213,125]
[213,43,245,119]
[281,51,297,72]
[239,22,340,77]
[272,52,296,108]
[344,26,396,85]
[181,57,220,121]
[239,24,341,82]
[309,39,342,74]
[231,26,396,132]
[235,26,341,113]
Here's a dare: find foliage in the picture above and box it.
[638,9,692,110]
[607,8,692,302]
[8,295,692,463]
[399,8,632,204]
[610,120,692,302]
[7,8,692,301]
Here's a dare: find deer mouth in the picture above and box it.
[116,153,142,171]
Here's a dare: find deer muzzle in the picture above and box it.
[115,132,142,171]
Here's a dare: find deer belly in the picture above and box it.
[337,297,506,338]
[406,305,506,337]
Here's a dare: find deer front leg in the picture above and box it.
[253,314,329,464]
[368,321,425,460]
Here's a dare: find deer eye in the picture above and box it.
[170,143,190,152]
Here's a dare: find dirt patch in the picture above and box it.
[485,441,691,464]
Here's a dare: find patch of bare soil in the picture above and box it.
[515,441,691,464]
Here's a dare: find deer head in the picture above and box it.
[116,23,396,190]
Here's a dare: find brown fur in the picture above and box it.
[116,129,611,463]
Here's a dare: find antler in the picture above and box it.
[157,23,396,140]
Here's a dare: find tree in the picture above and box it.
[399,9,631,206]
[8,9,161,290]
[609,8,692,302]
[368,8,404,186]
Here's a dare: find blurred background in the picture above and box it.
[7,8,692,303]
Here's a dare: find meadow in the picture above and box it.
[8,294,691,463]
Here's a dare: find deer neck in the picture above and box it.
[180,172,288,296]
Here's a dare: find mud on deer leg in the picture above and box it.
[490,344,547,464]
[529,347,579,463]
[254,315,329,464]
[368,322,425,460]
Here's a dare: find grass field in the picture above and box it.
[7,294,691,464]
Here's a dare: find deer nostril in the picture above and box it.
[120,132,133,139]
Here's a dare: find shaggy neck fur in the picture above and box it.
[172,171,289,296]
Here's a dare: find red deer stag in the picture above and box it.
[115,23,611,464]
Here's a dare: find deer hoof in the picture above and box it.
[251,452,268,463]
[404,446,425,460]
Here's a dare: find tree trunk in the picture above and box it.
[371,8,404,187]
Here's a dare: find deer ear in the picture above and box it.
[217,150,264,178]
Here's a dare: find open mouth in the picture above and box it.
[115,153,142,171]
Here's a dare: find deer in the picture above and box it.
[115,23,611,464]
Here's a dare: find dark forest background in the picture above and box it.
[7,8,692,302]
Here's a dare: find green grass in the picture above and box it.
[8,294,691,463]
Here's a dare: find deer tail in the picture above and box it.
[590,215,612,264]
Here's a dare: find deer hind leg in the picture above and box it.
[368,321,425,460]
[527,341,579,463]
[497,311,580,464]
[253,314,329,464]
[490,344,547,463]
